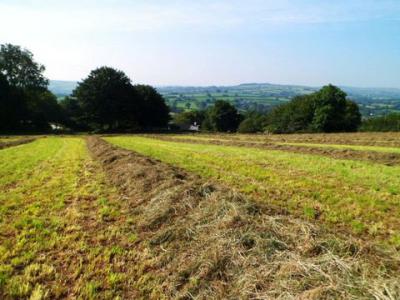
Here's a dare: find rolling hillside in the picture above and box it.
[49,80,400,117]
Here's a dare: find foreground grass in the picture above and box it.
[90,137,400,299]
[106,136,400,246]
[0,138,137,299]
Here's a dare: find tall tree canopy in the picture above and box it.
[0,44,62,132]
[134,85,170,128]
[70,67,170,131]
[265,85,361,133]
[0,44,48,90]
[202,100,242,132]
[238,111,266,133]
[72,67,136,130]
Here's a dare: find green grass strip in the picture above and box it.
[0,137,134,299]
[277,142,400,154]
[0,138,63,187]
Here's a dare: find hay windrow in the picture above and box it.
[0,137,36,150]
[87,136,400,299]
[145,135,400,166]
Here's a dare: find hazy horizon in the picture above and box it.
[1,0,399,88]
[48,79,400,90]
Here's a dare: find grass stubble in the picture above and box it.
[0,138,140,299]
[91,136,399,299]
[147,134,400,166]
[106,136,400,246]
[0,137,36,150]
[1,135,399,299]
[164,132,400,147]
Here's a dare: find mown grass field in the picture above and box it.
[159,133,400,155]
[1,133,400,298]
[0,138,138,299]
[275,142,400,154]
[0,138,19,142]
[0,137,24,143]
[106,134,400,246]
[164,132,400,146]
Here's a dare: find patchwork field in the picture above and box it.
[1,133,400,299]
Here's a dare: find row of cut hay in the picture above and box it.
[87,137,400,299]
[0,137,36,150]
[147,134,400,166]
[169,132,400,147]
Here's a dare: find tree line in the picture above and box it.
[359,113,400,132]
[0,44,63,132]
[0,44,169,133]
[1,43,398,134]
[62,67,169,131]
[174,85,363,133]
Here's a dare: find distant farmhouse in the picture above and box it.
[189,122,200,131]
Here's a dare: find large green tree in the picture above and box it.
[311,85,347,132]
[0,44,62,132]
[0,44,48,90]
[343,100,362,131]
[238,111,266,133]
[72,67,138,130]
[264,85,361,133]
[203,100,242,132]
[265,95,315,133]
[0,74,15,130]
[173,110,205,129]
[25,90,64,131]
[72,67,170,131]
[59,96,87,130]
[134,85,170,128]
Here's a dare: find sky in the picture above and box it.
[0,0,399,88]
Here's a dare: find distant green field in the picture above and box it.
[48,81,400,116]
[157,84,400,116]
[160,84,314,113]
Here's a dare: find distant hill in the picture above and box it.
[49,80,400,117]
[49,80,78,97]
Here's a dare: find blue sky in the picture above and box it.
[1,0,399,87]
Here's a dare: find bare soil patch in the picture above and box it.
[87,136,400,299]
